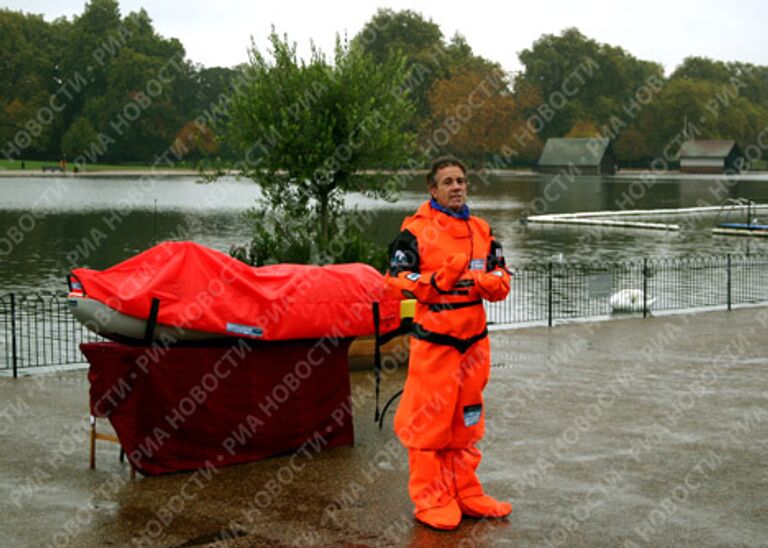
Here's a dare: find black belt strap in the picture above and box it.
[428,300,483,313]
[411,323,488,354]
[144,297,161,343]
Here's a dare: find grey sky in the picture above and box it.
[4,0,767,74]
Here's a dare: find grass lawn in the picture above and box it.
[0,159,194,172]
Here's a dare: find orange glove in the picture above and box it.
[472,268,511,302]
[431,253,468,293]
[384,253,469,302]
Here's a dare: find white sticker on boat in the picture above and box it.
[227,323,264,337]
[470,259,485,270]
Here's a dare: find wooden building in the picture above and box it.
[537,138,617,175]
[678,140,744,174]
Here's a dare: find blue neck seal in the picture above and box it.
[430,198,470,220]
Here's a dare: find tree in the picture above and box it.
[0,9,68,158]
[640,76,768,160]
[614,127,649,165]
[565,120,601,138]
[224,32,416,265]
[0,1,204,163]
[425,67,539,165]
[671,57,731,83]
[61,117,98,159]
[518,28,663,139]
[171,121,218,159]
[351,9,500,135]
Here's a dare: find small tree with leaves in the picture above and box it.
[61,117,99,161]
[224,32,416,267]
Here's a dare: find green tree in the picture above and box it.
[61,117,98,159]
[671,56,732,83]
[351,9,499,134]
[730,63,768,112]
[614,127,649,165]
[352,9,446,127]
[0,9,69,158]
[641,76,768,160]
[225,32,416,265]
[518,28,663,139]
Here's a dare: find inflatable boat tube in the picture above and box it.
[67,293,224,343]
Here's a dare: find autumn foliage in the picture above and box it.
[425,68,542,165]
[171,121,218,158]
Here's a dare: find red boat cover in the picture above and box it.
[71,241,400,340]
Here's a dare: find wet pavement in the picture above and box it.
[1,306,767,547]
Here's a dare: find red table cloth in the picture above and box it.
[82,338,354,475]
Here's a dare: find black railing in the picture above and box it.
[1,254,767,373]
[0,291,101,377]
[484,254,768,325]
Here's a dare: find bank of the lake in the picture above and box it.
[2,172,768,293]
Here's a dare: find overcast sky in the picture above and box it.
[4,0,767,74]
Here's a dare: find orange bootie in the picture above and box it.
[459,494,512,518]
[442,447,512,519]
[414,500,462,530]
[408,449,462,530]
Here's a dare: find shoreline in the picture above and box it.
[0,168,209,178]
[0,168,766,178]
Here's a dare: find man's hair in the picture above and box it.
[426,157,466,187]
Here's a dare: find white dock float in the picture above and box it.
[528,204,768,232]
[529,217,680,230]
[712,228,768,237]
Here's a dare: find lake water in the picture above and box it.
[1,172,768,293]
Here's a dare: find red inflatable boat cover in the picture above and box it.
[71,241,401,340]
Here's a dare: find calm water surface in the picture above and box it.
[1,173,767,292]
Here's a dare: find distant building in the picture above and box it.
[537,138,617,175]
[678,140,744,174]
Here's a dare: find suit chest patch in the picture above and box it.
[469,259,486,271]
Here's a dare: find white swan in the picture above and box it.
[609,289,656,312]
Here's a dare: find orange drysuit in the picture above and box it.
[386,200,512,529]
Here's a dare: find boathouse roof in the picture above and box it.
[678,140,739,159]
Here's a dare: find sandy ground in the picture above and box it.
[1,306,767,547]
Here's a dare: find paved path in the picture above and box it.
[1,306,766,547]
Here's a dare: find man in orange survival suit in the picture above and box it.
[385,157,512,530]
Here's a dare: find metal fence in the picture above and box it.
[2,254,767,375]
[0,291,101,377]
[485,254,768,326]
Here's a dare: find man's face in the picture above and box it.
[430,165,468,212]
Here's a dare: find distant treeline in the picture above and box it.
[2,1,767,167]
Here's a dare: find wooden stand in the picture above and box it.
[89,415,135,478]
